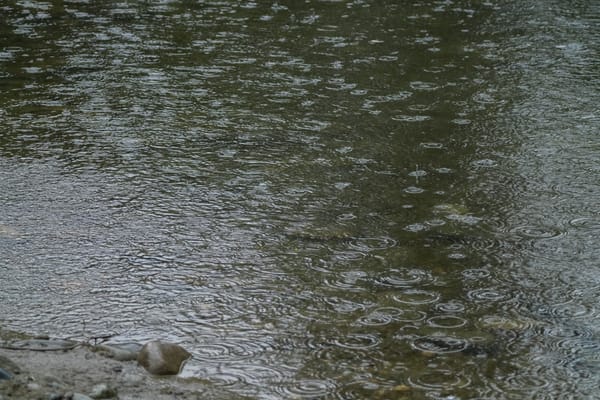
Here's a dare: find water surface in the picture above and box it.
[1,1,599,398]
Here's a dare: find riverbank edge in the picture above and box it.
[0,327,246,400]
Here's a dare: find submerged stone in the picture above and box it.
[137,340,191,375]
[0,368,12,380]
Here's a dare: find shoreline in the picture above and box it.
[0,327,246,400]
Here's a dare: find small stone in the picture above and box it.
[420,350,436,358]
[121,372,143,385]
[34,334,50,340]
[137,340,191,375]
[393,384,411,392]
[27,382,41,391]
[88,383,117,399]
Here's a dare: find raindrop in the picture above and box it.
[462,268,491,279]
[447,252,466,259]
[420,142,444,149]
[404,223,429,232]
[356,310,393,326]
[435,301,466,313]
[392,114,431,122]
[451,118,472,125]
[375,268,433,287]
[408,169,427,178]
[409,81,439,91]
[471,159,497,168]
[404,186,425,194]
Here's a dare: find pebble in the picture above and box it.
[96,343,140,362]
[121,372,143,385]
[89,383,117,399]
[137,340,191,375]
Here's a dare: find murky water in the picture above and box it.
[1,1,599,398]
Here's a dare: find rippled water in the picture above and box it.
[1,1,599,399]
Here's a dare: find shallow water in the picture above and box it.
[1,1,599,398]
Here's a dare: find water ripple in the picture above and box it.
[356,308,397,326]
[392,114,431,122]
[510,225,564,239]
[409,81,440,91]
[467,288,509,303]
[500,365,552,394]
[276,379,337,399]
[568,217,600,230]
[334,333,381,350]
[374,268,433,287]
[462,268,491,280]
[435,301,466,313]
[426,315,468,329]
[546,301,595,319]
[393,289,440,305]
[196,363,286,389]
[1,1,598,399]
[191,337,277,361]
[408,369,471,390]
[322,296,371,316]
[347,236,397,251]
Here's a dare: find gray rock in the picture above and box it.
[137,340,191,375]
[88,383,117,399]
